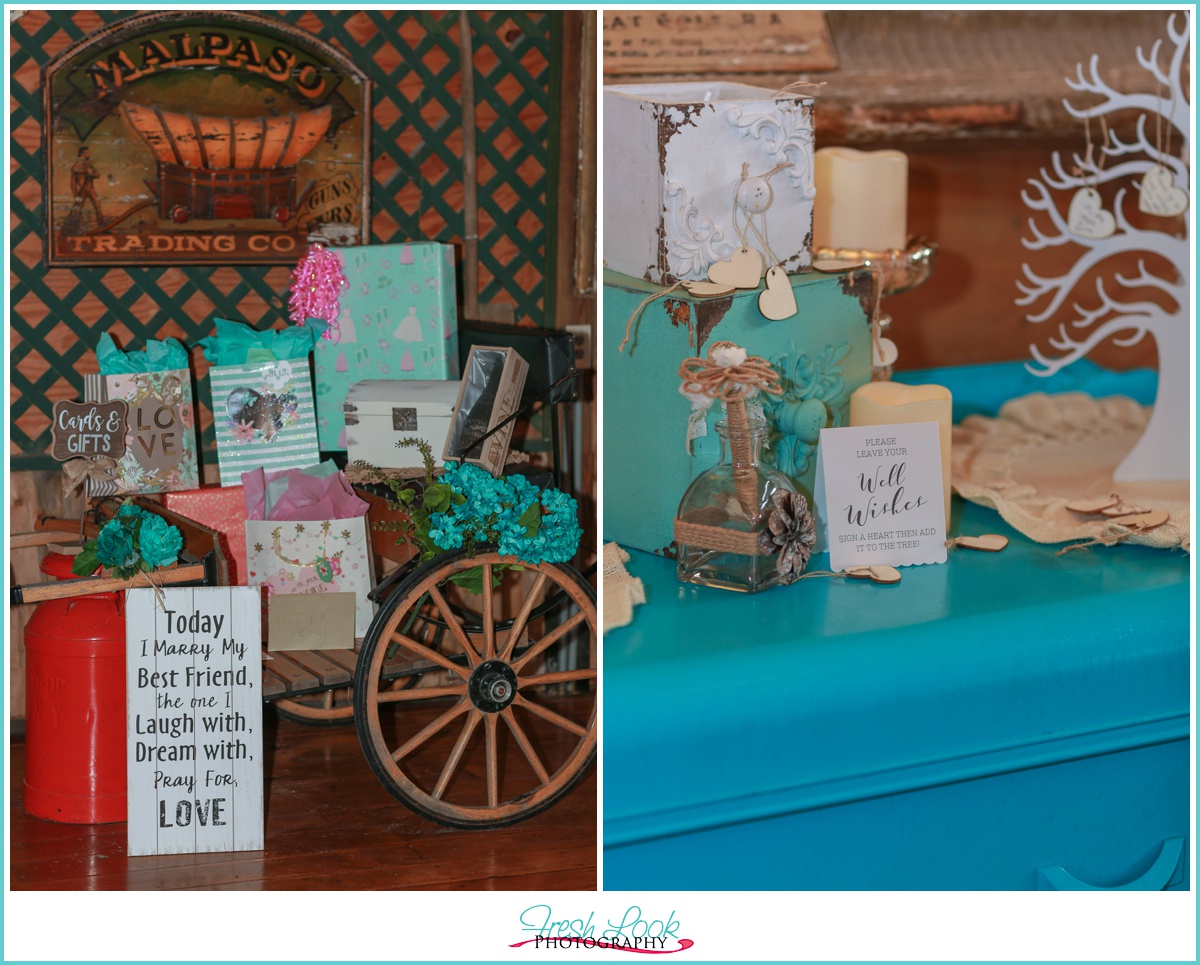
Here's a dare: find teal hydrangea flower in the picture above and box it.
[138,512,184,568]
[95,518,138,569]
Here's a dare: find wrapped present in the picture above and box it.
[200,319,322,486]
[162,486,248,584]
[603,266,875,554]
[604,83,814,285]
[83,333,198,495]
[292,241,460,451]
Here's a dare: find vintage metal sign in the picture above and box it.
[44,11,370,266]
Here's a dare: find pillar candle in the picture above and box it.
[849,381,953,531]
[813,147,908,252]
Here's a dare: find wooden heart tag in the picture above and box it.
[707,247,763,289]
[1138,165,1189,217]
[1067,187,1115,239]
[758,266,797,320]
[845,564,902,585]
[682,280,737,297]
[953,534,1009,552]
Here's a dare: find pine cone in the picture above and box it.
[759,489,816,584]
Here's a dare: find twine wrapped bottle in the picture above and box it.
[673,341,797,593]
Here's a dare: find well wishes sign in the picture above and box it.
[817,422,947,572]
[126,586,263,856]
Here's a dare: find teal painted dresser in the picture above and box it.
[603,362,1190,890]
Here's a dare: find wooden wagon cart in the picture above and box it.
[14,487,596,831]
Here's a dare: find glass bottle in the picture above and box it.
[674,413,799,593]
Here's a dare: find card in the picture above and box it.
[817,422,947,571]
[267,591,357,650]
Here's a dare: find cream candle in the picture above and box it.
[813,147,908,252]
[849,381,953,530]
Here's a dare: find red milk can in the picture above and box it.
[23,552,126,823]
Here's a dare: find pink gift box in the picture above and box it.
[162,486,248,585]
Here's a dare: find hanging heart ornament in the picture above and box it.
[707,247,763,289]
[1137,165,1189,217]
[758,266,798,320]
[1067,187,1116,239]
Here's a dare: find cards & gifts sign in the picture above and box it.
[126,587,263,856]
[818,422,947,571]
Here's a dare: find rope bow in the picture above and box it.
[678,340,782,403]
[62,456,117,496]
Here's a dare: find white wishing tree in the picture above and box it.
[1019,12,1191,482]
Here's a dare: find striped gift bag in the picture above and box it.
[210,357,320,486]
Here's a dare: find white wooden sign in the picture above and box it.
[126,587,263,856]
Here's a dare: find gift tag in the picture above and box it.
[758,266,797,320]
[845,564,902,585]
[1137,165,1189,217]
[953,534,1009,552]
[1067,187,1115,239]
[682,280,737,297]
[708,247,763,289]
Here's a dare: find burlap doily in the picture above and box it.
[603,542,646,633]
[952,392,1189,551]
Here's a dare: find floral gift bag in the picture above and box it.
[200,318,322,487]
[83,333,198,496]
[243,465,375,640]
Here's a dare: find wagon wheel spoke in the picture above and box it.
[512,692,588,738]
[375,683,466,704]
[511,609,588,674]
[517,668,597,688]
[481,563,496,660]
[433,709,482,800]
[484,713,499,807]
[426,583,480,668]
[390,630,467,679]
[392,698,469,762]
[500,707,550,785]
[499,571,548,662]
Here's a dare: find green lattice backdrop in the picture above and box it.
[9,9,559,469]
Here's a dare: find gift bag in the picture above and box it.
[201,319,326,487]
[243,463,375,642]
[290,242,460,451]
[83,334,198,495]
[210,357,320,486]
[245,517,375,639]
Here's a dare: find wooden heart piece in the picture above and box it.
[707,247,763,289]
[953,534,1009,552]
[872,336,899,368]
[1110,509,1169,530]
[1138,165,1189,217]
[1066,494,1119,514]
[758,266,797,320]
[682,280,737,297]
[845,564,902,585]
[1067,187,1115,239]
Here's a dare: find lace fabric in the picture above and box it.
[952,392,1188,551]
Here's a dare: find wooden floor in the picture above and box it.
[9,701,596,891]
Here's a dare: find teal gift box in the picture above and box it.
[603,267,875,555]
[312,242,460,450]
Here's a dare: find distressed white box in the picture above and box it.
[344,380,459,470]
[604,82,815,285]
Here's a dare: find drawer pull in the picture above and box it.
[1037,837,1186,891]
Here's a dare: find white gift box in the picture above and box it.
[343,380,459,470]
[604,82,815,285]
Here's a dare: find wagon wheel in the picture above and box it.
[353,548,596,829]
[274,689,355,725]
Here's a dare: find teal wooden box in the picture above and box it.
[603,363,1190,891]
[312,242,460,451]
[603,267,874,555]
